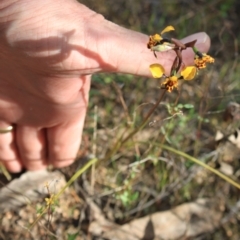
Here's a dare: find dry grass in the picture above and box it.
[83,0,240,238]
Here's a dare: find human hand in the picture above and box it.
[0,0,210,172]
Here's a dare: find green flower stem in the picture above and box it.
[192,46,199,54]
[55,158,98,199]
[160,144,240,189]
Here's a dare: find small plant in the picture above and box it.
[148,26,214,92]
[116,171,140,209]
[44,182,59,215]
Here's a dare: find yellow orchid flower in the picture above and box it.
[162,76,178,92]
[147,26,175,52]
[194,53,214,69]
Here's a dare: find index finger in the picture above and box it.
[86,19,210,76]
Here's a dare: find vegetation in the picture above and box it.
[82,0,240,238]
[1,0,240,239]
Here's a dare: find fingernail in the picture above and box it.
[196,32,209,44]
[182,32,209,44]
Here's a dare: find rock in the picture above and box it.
[102,198,223,240]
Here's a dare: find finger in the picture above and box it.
[85,19,210,76]
[46,75,90,168]
[16,126,47,170]
[47,111,86,168]
[0,122,22,172]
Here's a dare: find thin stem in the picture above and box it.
[29,157,98,230]
[103,89,167,160]
[160,144,240,190]
[122,89,167,144]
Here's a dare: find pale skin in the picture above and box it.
[0,0,210,172]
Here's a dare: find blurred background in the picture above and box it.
[78,0,240,239]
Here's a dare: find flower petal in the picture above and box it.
[162,76,178,92]
[161,26,175,35]
[152,34,162,42]
[181,66,197,80]
[149,64,165,78]
[152,42,175,52]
